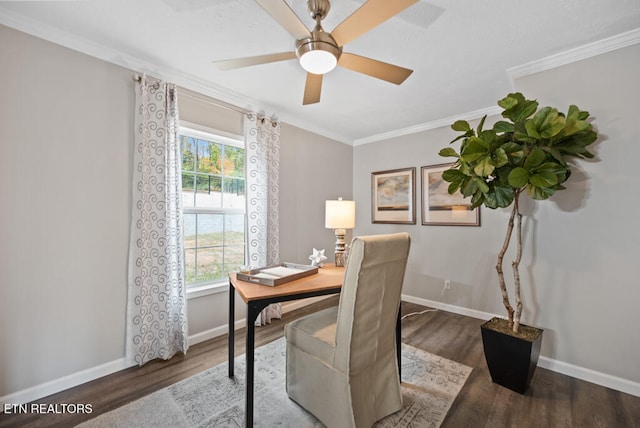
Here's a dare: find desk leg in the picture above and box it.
[245,302,269,428]
[396,309,402,381]
[228,282,235,378]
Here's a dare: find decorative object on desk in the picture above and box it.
[77,338,471,428]
[236,263,319,287]
[421,163,480,226]
[439,92,599,393]
[371,167,416,224]
[325,198,355,267]
[308,248,327,267]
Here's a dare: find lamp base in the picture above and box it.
[334,228,346,267]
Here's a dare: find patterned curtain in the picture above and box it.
[127,74,188,366]
[244,114,281,325]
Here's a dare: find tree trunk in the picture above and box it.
[512,191,523,333]
[495,195,517,328]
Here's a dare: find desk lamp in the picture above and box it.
[325,198,355,267]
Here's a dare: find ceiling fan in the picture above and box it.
[214,0,419,105]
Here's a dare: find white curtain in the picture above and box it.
[127,74,188,366]
[244,114,282,325]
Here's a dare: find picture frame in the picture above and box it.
[371,167,416,224]
[421,163,480,226]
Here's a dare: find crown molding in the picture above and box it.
[507,27,640,80]
[352,105,503,146]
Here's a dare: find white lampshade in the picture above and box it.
[299,49,337,75]
[325,198,355,229]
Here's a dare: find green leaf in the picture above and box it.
[474,177,490,193]
[474,156,495,176]
[527,107,566,139]
[530,170,558,187]
[493,121,514,133]
[526,184,556,200]
[524,148,546,169]
[498,93,519,110]
[448,181,461,194]
[484,181,514,208]
[461,137,489,162]
[508,167,529,188]
[477,115,487,134]
[442,168,466,186]
[562,104,591,137]
[501,142,524,163]
[499,93,539,122]
[439,147,459,158]
[539,146,566,164]
[470,191,484,209]
[449,133,469,145]
[452,120,471,132]
[493,148,508,168]
[461,177,479,197]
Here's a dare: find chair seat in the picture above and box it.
[285,306,337,365]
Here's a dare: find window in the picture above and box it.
[179,125,245,288]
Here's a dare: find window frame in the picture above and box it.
[179,122,246,298]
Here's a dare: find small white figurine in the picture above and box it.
[309,248,327,267]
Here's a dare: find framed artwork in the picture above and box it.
[371,167,416,224]
[421,163,480,226]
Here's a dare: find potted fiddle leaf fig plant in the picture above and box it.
[439,92,598,393]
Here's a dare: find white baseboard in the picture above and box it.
[401,294,497,321]
[401,294,640,398]
[537,356,640,398]
[0,358,132,409]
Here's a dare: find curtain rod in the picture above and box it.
[131,73,278,124]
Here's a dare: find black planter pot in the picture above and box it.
[481,317,543,394]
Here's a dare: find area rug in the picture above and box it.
[78,338,471,428]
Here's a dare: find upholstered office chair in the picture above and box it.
[285,232,411,427]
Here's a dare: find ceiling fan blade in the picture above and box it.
[303,72,323,105]
[214,52,296,70]
[255,0,310,39]
[331,0,419,47]
[338,53,413,85]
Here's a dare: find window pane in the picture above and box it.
[195,175,222,208]
[180,136,196,208]
[222,145,245,209]
[225,214,245,245]
[198,214,223,247]
[184,248,197,285]
[196,247,224,283]
[224,145,245,178]
[183,213,197,249]
[224,244,245,276]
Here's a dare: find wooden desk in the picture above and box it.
[228,265,344,427]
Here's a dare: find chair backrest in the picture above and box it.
[333,232,411,374]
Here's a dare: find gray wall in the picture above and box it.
[353,43,640,384]
[0,24,352,399]
[0,24,133,397]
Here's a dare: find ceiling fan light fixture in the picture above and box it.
[299,48,337,74]
[296,30,341,75]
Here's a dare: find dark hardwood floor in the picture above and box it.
[1,297,639,427]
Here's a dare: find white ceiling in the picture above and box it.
[1,0,639,144]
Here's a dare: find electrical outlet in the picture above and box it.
[444,279,451,289]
